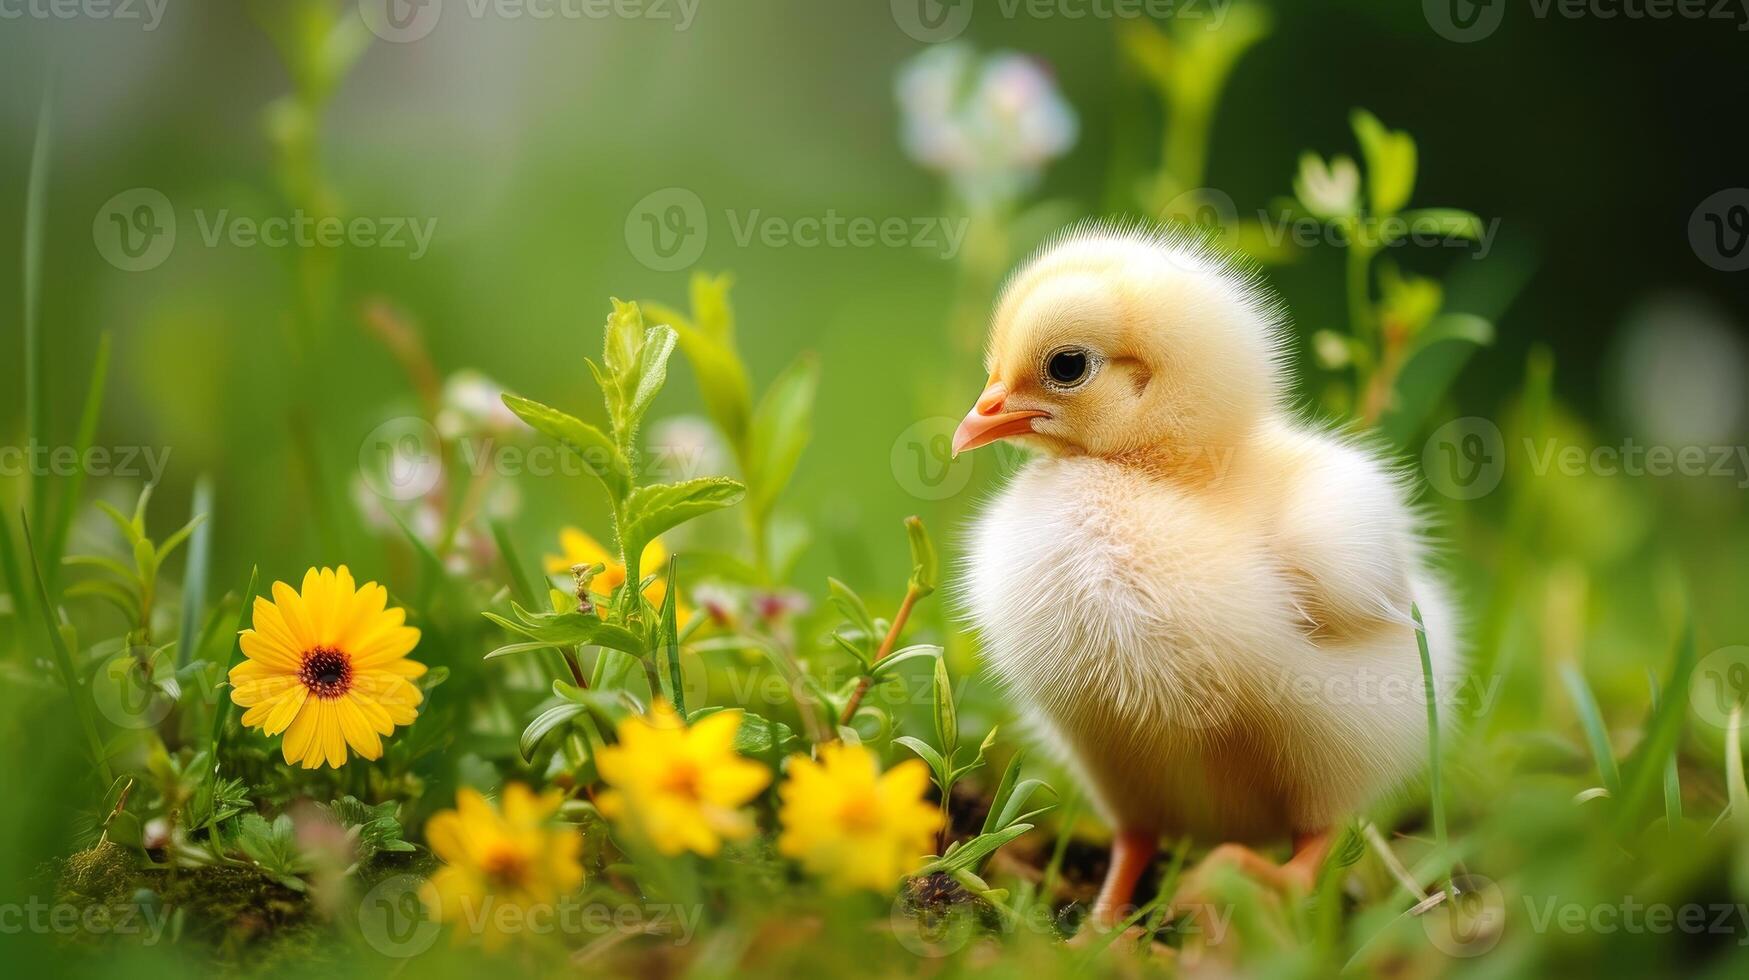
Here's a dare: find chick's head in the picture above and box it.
[953,226,1287,466]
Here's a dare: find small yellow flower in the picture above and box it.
[595,703,770,856]
[543,527,691,625]
[421,784,584,950]
[230,566,425,769]
[777,743,942,892]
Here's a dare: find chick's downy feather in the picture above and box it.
[959,223,1461,842]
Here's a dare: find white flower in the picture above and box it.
[1294,153,1360,220]
[648,416,729,482]
[437,369,520,439]
[896,45,1078,212]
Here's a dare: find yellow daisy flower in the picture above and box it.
[777,743,942,893]
[595,702,770,856]
[229,566,426,769]
[543,527,691,625]
[421,784,584,950]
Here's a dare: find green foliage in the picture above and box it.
[647,274,817,579]
[231,813,313,892]
[316,796,416,865]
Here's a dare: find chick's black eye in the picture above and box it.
[1045,349,1090,386]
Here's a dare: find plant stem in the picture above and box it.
[838,585,924,729]
[1412,603,1448,891]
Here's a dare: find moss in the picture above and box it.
[58,840,139,905]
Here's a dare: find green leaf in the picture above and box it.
[23,515,111,786]
[1561,661,1621,797]
[629,324,678,430]
[894,735,949,788]
[210,567,260,750]
[927,824,1034,875]
[45,331,112,593]
[621,478,746,560]
[1616,621,1698,833]
[905,516,937,598]
[554,679,640,726]
[1351,108,1417,217]
[317,797,416,860]
[868,644,942,680]
[746,355,819,518]
[655,554,685,714]
[483,604,646,656]
[520,702,588,761]
[932,656,958,758]
[175,477,214,668]
[650,273,753,452]
[501,393,631,501]
[1411,314,1494,353]
[1399,208,1483,242]
[689,706,799,756]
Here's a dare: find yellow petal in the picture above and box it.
[336,696,383,759]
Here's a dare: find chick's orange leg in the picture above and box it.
[1174,829,1333,911]
[1091,829,1158,928]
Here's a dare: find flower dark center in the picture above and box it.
[298,648,352,699]
[481,845,531,889]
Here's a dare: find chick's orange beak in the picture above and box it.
[952,380,1048,457]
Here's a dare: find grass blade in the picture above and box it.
[0,510,34,650]
[208,565,259,754]
[44,332,112,594]
[175,475,214,667]
[1412,604,1448,860]
[656,554,684,715]
[23,87,54,540]
[490,518,538,608]
[21,511,111,786]
[1614,620,1696,832]
[1560,661,1621,797]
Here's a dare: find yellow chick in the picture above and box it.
[954,223,1460,925]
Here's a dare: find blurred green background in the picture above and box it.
[4,1,1749,975]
